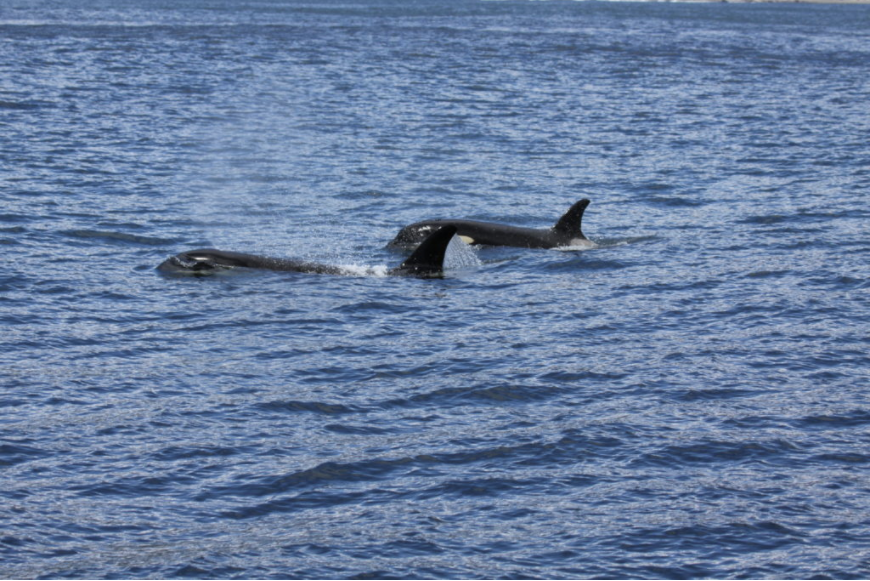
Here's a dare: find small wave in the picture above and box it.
[812,453,870,465]
[332,301,409,315]
[0,214,32,224]
[0,442,49,467]
[677,387,759,402]
[62,229,177,246]
[323,424,396,435]
[739,214,789,225]
[795,410,870,429]
[644,196,708,208]
[413,476,535,501]
[636,438,801,468]
[744,269,792,279]
[151,445,241,462]
[255,400,362,416]
[544,257,628,273]
[0,100,41,110]
[382,383,564,409]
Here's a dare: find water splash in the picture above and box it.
[444,236,482,270]
[554,239,599,252]
[333,264,391,278]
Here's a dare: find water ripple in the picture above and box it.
[2,1,869,579]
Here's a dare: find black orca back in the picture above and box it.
[159,226,459,279]
[389,199,591,249]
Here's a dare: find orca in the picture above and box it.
[158,225,458,278]
[389,199,592,249]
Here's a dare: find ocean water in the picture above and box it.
[2,0,870,578]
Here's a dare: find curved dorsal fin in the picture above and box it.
[552,199,590,237]
[393,225,458,277]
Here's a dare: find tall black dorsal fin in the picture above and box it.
[392,225,458,277]
[552,199,590,238]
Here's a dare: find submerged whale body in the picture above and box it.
[158,225,458,278]
[389,199,591,249]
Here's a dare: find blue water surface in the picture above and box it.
[2,0,870,578]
